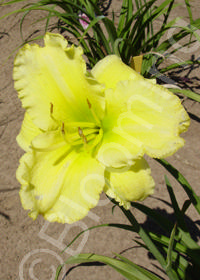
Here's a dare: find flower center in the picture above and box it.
[61,121,102,150]
[61,99,103,151]
[50,100,103,151]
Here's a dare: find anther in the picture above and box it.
[86,99,101,125]
[61,122,65,134]
[87,98,91,109]
[78,127,83,137]
[49,102,59,126]
[50,102,53,114]
[83,135,88,144]
[78,127,88,144]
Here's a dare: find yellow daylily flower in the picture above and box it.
[14,33,190,223]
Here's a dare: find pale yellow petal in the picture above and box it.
[14,33,105,131]
[45,152,105,223]
[17,146,105,223]
[105,158,155,209]
[91,54,142,89]
[100,79,190,162]
[96,131,143,168]
[17,152,37,218]
[16,112,41,152]
[31,129,66,151]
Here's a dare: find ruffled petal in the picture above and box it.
[104,158,155,209]
[31,129,66,151]
[14,33,105,131]
[97,131,143,168]
[17,146,105,223]
[16,112,41,152]
[91,54,142,88]
[99,79,190,166]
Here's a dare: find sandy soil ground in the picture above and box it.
[0,1,200,279]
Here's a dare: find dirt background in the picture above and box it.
[0,0,200,279]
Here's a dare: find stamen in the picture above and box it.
[78,127,88,144]
[61,120,101,149]
[87,98,91,109]
[66,122,97,129]
[86,98,101,125]
[83,135,88,144]
[61,122,65,135]
[89,127,103,152]
[50,102,53,114]
[78,127,83,137]
[49,102,59,126]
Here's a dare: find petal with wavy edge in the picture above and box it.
[31,129,66,151]
[16,112,41,152]
[14,33,105,131]
[17,146,105,223]
[105,158,155,209]
[99,79,190,166]
[91,54,142,89]
[97,131,143,168]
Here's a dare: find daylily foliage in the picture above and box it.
[14,33,190,223]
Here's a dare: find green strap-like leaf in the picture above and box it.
[59,253,161,280]
[169,88,200,102]
[166,223,177,273]
[114,253,162,280]
[131,201,173,233]
[157,159,200,214]
[119,206,180,280]
[165,176,189,231]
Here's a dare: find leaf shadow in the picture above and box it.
[0,211,10,221]
[62,262,106,279]
[141,206,200,242]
